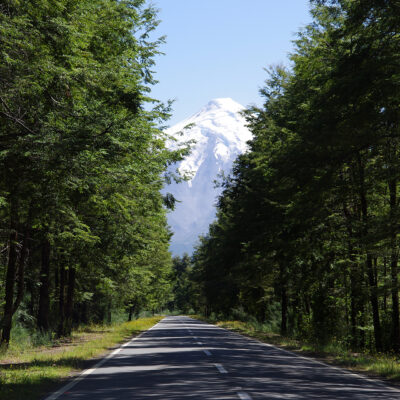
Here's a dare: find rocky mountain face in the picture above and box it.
[165,98,252,255]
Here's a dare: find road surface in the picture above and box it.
[45,316,400,399]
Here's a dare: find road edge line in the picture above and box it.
[42,317,165,400]
[186,317,400,394]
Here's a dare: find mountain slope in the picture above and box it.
[166,98,252,255]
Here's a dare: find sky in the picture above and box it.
[149,0,313,126]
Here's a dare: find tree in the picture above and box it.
[0,0,183,345]
[189,0,400,352]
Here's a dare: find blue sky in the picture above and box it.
[149,1,312,126]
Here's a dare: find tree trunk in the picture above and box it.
[128,303,136,322]
[57,265,66,337]
[107,300,112,324]
[1,228,19,346]
[366,254,382,351]
[65,267,76,335]
[278,260,288,335]
[349,254,358,347]
[12,223,30,316]
[281,285,288,336]
[37,239,51,332]
[342,200,360,348]
[383,257,387,312]
[389,178,400,351]
[357,153,382,352]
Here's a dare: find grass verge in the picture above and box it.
[193,316,400,384]
[0,316,162,400]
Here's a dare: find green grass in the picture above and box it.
[0,316,162,400]
[193,316,400,383]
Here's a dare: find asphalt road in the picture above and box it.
[45,316,400,399]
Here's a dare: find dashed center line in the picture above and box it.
[196,341,203,345]
[237,392,252,400]
[203,350,212,356]
[214,363,228,374]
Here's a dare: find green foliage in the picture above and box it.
[168,254,196,313]
[189,0,400,354]
[0,0,184,345]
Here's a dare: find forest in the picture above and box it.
[2,0,400,358]
[0,0,187,346]
[174,0,400,354]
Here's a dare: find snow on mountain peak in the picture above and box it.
[166,98,252,183]
[165,98,253,255]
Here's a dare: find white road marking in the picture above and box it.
[43,319,164,400]
[214,363,228,374]
[196,341,203,345]
[203,350,212,356]
[191,317,400,395]
[237,392,252,400]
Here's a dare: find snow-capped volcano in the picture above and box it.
[166,98,252,255]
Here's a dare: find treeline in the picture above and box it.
[186,0,400,352]
[0,0,184,345]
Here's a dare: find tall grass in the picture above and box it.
[2,324,54,357]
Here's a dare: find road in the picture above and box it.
[45,316,400,399]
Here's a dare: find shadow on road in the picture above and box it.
[44,316,400,399]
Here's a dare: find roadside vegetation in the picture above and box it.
[0,0,187,351]
[2,0,400,396]
[176,0,400,356]
[0,316,162,400]
[0,4,186,398]
[171,0,400,382]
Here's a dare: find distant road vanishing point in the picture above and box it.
[45,316,400,399]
